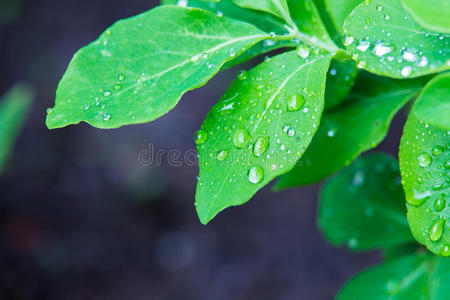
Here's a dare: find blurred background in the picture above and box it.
[0,0,405,299]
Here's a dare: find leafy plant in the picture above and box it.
[46,0,449,297]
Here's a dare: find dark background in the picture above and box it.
[0,0,404,299]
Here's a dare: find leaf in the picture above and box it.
[343,0,450,79]
[401,0,450,34]
[288,0,338,51]
[195,49,332,224]
[337,253,450,300]
[318,153,414,251]
[311,0,344,45]
[232,0,292,22]
[325,0,362,34]
[0,84,33,173]
[324,58,358,111]
[413,72,450,130]
[399,103,450,256]
[162,0,288,33]
[46,5,269,129]
[275,73,423,189]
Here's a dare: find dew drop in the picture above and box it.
[233,127,250,148]
[104,91,112,97]
[118,74,125,81]
[237,70,248,80]
[432,145,444,156]
[253,136,269,157]
[372,41,394,57]
[356,39,370,52]
[434,193,446,211]
[297,45,310,58]
[217,150,228,161]
[194,130,208,145]
[114,84,122,90]
[417,153,432,167]
[343,34,354,46]
[401,66,412,77]
[103,113,111,121]
[287,94,305,111]
[248,165,264,184]
[428,218,445,242]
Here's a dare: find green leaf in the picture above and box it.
[196,49,332,224]
[0,84,33,173]
[343,0,450,79]
[401,0,450,34]
[162,0,288,33]
[312,0,344,46]
[399,104,450,256]
[337,253,450,300]
[288,0,338,51]
[318,153,413,251]
[325,0,362,34]
[232,0,292,22]
[324,58,358,111]
[46,6,269,129]
[275,73,423,189]
[413,72,450,130]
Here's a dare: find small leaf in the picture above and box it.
[343,0,450,78]
[318,153,413,251]
[196,49,332,224]
[275,73,423,189]
[413,72,450,130]
[399,103,450,256]
[337,253,450,299]
[401,0,450,34]
[233,0,292,22]
[324,58,358,111]
[0,84,33,173]
[46,6,269,129]
[325,0,362,34]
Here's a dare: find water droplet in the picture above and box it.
[441,245,450,256]
[46,108,54,114]
[402,49,418,62]
[83,104,90,110]
[343,34,354,46]
[384,14,390,20]
[431,145,443,156]
[356,39,370,52]
[248,165,264,184]
[376,5,383,11]
[194,130,208,145]
[103,113,111,121]
[428,218,445,241]
[417,56,428,67]
[287,94,305,111]
[118,74,125,81]
[417,153,432,167]
[114,84,122,90]
[372,41,394,56]
[409,189,431,206]
[434,193,446,211]
[253,136,269,157]
[233,127,250,148]
[445,159,450,169]
[401,66,412,77]
[217,150,228,161]
[297,45,310,58]
[104,91,112,97]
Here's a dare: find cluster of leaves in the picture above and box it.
[45,0,449,293]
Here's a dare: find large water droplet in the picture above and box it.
[248,165,264,184]
[233,127,250,148]
[287,94,305,111]
[194,130,208,145]
[428,218,445,241]
[408,189,431,206]
[253,136,269,157]
[417,153,432,167]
